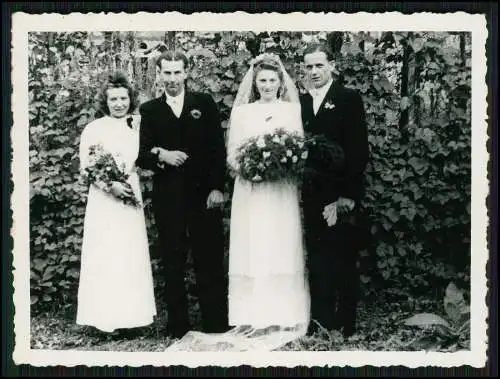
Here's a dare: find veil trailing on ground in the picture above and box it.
[165,53,310,352]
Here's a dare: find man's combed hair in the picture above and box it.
[156,50,190,70]
[303,42,335,61]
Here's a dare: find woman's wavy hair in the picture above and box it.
[96,71,140,116]
[251,59,284,101]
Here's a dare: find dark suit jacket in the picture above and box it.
[300,82,369,204]
[136,91,226,202]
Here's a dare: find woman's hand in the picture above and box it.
[109,181,134,200]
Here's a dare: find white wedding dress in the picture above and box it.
[166,101,310,352]
[76,115,157,332]
[227,101,310,329]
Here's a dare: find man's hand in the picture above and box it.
[337,197,355,214]
[322,202,338,227]
[207,190,225,209]
[151,147,189,168]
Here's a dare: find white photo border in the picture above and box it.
[11,10,489,368]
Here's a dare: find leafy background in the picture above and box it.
[29,31,471,329]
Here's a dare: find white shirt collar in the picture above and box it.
[310,78,333,98]
[165,89,184,103]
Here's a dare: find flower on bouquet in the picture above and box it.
[232,128,313,184]
[81,143,141,208]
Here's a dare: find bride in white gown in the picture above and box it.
[166,53,310,352]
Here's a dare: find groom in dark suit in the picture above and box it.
[300,43,370,337]
[136,51,228,338]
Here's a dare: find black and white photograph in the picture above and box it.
[9,10,489,368]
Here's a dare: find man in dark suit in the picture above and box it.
[300,43,370,337]
[136,51,228,338]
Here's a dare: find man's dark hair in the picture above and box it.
[303,42,335,61]
[156,50,189,70]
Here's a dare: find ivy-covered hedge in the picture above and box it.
[29,31,471,313]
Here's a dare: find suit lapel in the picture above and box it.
[313,81,338,121]
[301,94,315,132]
[158,92,178,120]
[179,91,195,120]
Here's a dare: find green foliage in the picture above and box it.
[29,31,471,313]
[403,282,470,350]
[31,293,468,352]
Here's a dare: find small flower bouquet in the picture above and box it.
[81,143,141,208]
[232,128,313,185]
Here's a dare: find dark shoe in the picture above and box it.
[307,317,338,336]
[307,320,330,336]
[204,324,231,334]
[334,311,357,338]
[307,322,319,336]
[341,323,356,338]
[166,324,190,339]
[113,327,147,340]
[166,329,188,339]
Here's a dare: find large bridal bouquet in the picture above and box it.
[232,128,313,185]
[81,143,141,208]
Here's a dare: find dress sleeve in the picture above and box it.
[78,120,109,192]
[226,106,246,172]
[79,122,96,173]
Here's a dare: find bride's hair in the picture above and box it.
[251,59,284,101]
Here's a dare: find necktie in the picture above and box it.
[167,97,181,118]
[311,90,321,115]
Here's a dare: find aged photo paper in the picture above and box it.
[10,10,489,368]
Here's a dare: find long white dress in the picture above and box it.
[76,115,157,332]
[226,100,310,330]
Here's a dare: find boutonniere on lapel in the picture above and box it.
[190,109,202,119]
[324,101,336,110]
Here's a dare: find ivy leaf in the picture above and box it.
[407,315,451,337]
[66,268,79,279]
[401,206,417,221]
[444,282,468,326]
[385,109,399,124]
[408,157,429,175]
[360,275,371,284]
[223,95,234,108]
[33,258,47,272]
[411,37,425,53]
[224,70,235,79]
[381,270,390,279]
[400,96,410,110]
[397,246,407,256]
[385,208,400,223]
[77,115,88,127]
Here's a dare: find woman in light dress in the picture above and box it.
[226,55,310,335]
[166,54,310,352]
[77,72,156,336]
